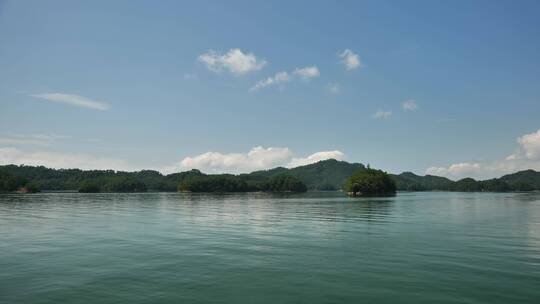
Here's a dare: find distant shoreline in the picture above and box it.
[2,190,539,195]
[2,160,539,194]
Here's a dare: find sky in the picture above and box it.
[1,0,540,180]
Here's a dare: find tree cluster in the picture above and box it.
[344,168,396,196]
[2,162,539,194]
[178,173,307,193]
[179,175,251,192]
[392,171,540,192]
[0,170,39,193]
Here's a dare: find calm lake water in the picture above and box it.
[1,192,539,303]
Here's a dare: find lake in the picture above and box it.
[1,192,539,303]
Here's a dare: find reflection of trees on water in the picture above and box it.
[276,195,396,225]
[343,198,395,223]
[511,191,540,203]
[162,192,397,229]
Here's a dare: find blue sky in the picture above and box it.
[1,0,540,179]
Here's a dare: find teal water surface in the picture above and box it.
[1,192,540,303]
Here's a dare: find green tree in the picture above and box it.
[265,173,307,192]
[510,182,535,191]
[452,178,481,192]
[479,179,510,192]
[22,182,40,193]
[344,168,396,196]
[0,170,28,192]
[103,177,147,192]
[179,175,249,192]
[79,180,101,193]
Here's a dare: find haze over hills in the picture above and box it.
[1,159,539,193]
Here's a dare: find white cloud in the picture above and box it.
[163,146,345,174]
[288,150,345,168]
[164,146,292,174]
[426,128,540,179]
[31,93,110,111]
[338,49,362,70]
[250,71,291,91]
[198,48,267,75]
[327,83,340,95]
[426,163,484,179]
[251,65,319,91]
[30,93,111,111]
[0,147,133,171]
[515,129,540,160]
[402,99,418,111]
[293,66,320,80]
[0,143,347,175]
[374,110,392,120]
[0,133,70,146]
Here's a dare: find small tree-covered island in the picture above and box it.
[344,168,397,197]
[1,159,540,195]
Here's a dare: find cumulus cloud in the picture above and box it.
[293,66,320,80]
[198,48,267,75]
[177,147,292,174]
[31,93,110,110]
[0,144,347,175]
[163,147,345,174]
[251,65,320,91]
[426,128,540,179]
[0,147,134,171]
[288,150,345,168]
[426,163,484,179]
[374,110,392,120]
[250,71,291,91]
[338,49,362,70]
[515,129,540,160]
[402,99,418,111]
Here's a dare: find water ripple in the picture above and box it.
[1,192,540,303]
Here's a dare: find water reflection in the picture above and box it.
[1,192,540,303]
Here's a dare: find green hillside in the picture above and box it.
[392,170,540,192]
[1,162,539,193]
[499,170,540,190]
[242,159,365,190]
[288,159,365,190]
[391,172,454,191]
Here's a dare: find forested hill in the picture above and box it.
[391,170,540,191]
[0,159,364,192]
[245,159,365,190]
[499,170,540,190]
[1,160,539,192]
[390,172,454,191]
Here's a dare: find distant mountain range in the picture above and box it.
[1,159,539,192]
[391,169,540,191]
[248,159,540,191]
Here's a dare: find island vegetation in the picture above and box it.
[1,160,539,194]
[344,168,396,196]
[0,170,39,193]
[178,172,307,193]
[178,175,251,192]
